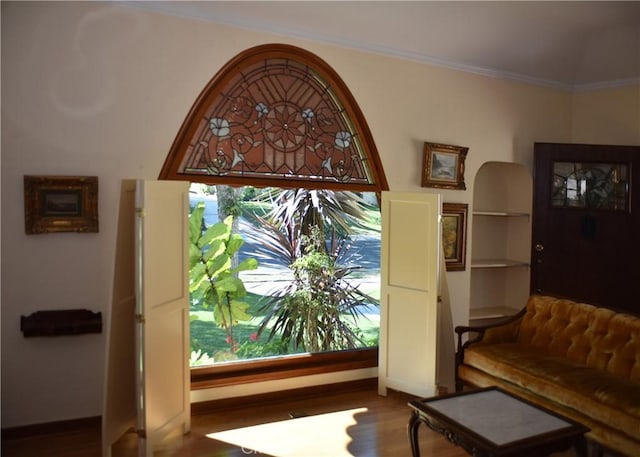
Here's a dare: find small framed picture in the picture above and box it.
[442,202,468,271]
[422,142,468,190]
[24,176,99,234]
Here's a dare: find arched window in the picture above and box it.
[160,44,387,389]
[159,43,388,193]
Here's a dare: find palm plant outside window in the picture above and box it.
[189,185,380,366]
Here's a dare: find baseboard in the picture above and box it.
[1,415,101,441]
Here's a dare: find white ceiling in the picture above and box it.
[126,1,640,90]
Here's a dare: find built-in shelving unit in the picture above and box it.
[471,258,529,268]
[473,211,529,217]
[469,306,521,321]
[469,162,532,322]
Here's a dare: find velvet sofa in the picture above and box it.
[454,294,640,456]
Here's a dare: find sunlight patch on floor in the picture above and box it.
[207,407,368,456]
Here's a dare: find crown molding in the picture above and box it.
[572,78,640,93]
[122,2,638,94]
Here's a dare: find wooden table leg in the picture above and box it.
[408,410,422,457]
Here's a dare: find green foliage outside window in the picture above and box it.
[188,186,380,366]
[188,203,258,358]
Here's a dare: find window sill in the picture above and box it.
[190,347,378,390]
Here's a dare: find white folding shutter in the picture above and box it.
[378,191,441,397]
[135,180,190,457]
[102,180,137,457]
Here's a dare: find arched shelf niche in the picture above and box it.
[469,161,532,322]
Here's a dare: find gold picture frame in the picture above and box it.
[24,175,99,234]
[442,202,467,271]
[422,142,468,190]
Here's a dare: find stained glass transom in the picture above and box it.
[176,56,375,185]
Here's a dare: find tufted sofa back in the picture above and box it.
[516,295,640,382]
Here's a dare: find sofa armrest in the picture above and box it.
[454,308,526,391]
[455,307,525,348]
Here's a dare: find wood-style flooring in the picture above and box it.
[1,384,580,457]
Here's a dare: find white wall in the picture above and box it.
[571,85,640,145]
[4,1,626,427]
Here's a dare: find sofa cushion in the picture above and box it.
[513,295,640,382]
[464,342,640,439]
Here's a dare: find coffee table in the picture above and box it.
[408,387,589,457]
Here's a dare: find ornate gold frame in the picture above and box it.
[422,142,468,190]
[24,175,99,234]
[442,202,468,271]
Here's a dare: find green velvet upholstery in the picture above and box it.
[456,295,640,457]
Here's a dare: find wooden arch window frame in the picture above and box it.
[159,44,388,390]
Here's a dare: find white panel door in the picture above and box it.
[378,191,441,397]
[102,180,137,457]
[135,180,190,457]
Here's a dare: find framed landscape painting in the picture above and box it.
[422,142,468,190]
[24,175,99,234]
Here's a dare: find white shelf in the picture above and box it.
[469,306,520,321]
[473,210,529,218]
[471,259,530,269]
[469,162,532,326]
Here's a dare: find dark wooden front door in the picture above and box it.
[532,142,640,315]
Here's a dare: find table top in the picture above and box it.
[409,387,588,450]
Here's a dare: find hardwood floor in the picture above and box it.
[2,386,455,457]
[2,384,580,457]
